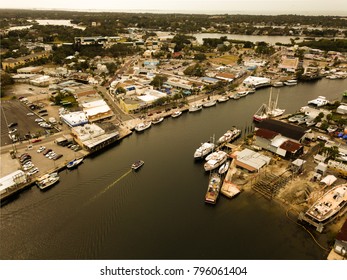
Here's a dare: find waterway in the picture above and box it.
[192,32,299,45]
[0,79,346,260]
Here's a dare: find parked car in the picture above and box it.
[23,163,34,171]
[53,154,63,160]
[43,149,52,156]
[27,167,39,176]
[32,138,42,143]
[37,146,46,153]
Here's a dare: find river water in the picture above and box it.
[192,33,299,45]
[1,79,346,260]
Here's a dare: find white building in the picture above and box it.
[0,170,27,195]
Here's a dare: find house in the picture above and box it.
[215,72,234,82]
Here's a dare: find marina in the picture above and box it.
[1,78,346,260]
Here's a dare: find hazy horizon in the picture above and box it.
[1,0,346,16]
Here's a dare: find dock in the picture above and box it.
[221,161,242,198]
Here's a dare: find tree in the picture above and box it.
[150,75,168,88]
[194,53,206,61]
[106,62,117,75]
[116,87,126,94]
[0,73,14,97]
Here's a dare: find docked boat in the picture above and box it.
[217,96,229,103]
[304,184,347,225]
[284,79,297,86]
[236,91,249,98]
[217,128,240,144]
[217,130,234,144]
[205,172,222,204]
[231,93,240,100]
[171,111,182,118]
[253,103,268,122]
[152,117,164,124]
[273,81,284,87]
[218,160,230,175]
[131,160,144,170]
[189,104,203,112]
[308,96,328,107]
[204,151,228,171]
[66,157,84,169]
[36,173,59,190]
[253,89,285,121]
[202,99,216,107]
[343,90,347,98]
[194,142,215,159]
[135,121,151,132]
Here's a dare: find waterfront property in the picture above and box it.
[254,119,306,158]
[71,123,120,152]
[0,170,28,196]
[231,148,271,172]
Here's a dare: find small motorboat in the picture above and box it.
[131,160,144,170]
[171,111,182,118]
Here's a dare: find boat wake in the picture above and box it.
[89,169,133,203]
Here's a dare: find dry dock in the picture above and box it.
[221,161,242,198]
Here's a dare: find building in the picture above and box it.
[243,76,271,89]
[231,148,271,172]
[254,119,306,158]
[81,99,113,122]
[215,72,234,82]
[60,111,89,127]
[0,170,27,196]
[1,52,50,70]
[71,123,119,152]
[17,66,43,74]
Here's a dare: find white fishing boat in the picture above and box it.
[194,142,215,159]
[273,81,284,87]
[253,89,285,121]
[205,172,222,204]
[204,151,228,171]
[217,96,229,103]
[203,99,216,107]
[171,111,182,118]
[152,117,164,124]
[135,121,151,132]
[189,104,203,112]
[236,91,248,98]
[284,79,297,86]
[36,173,59,190]
[231,93,240,100]
[308,96,328,107]
[66,157,84,169]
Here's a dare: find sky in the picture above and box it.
[0,0,346,16]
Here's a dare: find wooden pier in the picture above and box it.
[221,161,242,198]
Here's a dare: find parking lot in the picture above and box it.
[0,99,60,147]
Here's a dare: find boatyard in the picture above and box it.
[1,12,347,259]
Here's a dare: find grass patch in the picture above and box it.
[209,55,238,65]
